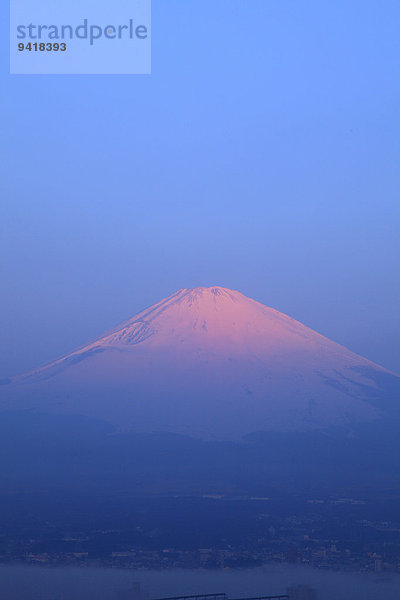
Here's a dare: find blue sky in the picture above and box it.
[1,0,399,376]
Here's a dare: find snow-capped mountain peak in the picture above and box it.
[2,287,398,439]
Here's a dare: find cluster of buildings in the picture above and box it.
[3,541,399,574]
[2,494,399,575]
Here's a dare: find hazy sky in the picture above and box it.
[1,0,399,377]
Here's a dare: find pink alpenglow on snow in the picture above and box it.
[2,287,399,439]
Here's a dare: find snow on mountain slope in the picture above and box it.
[1,287,399,439]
